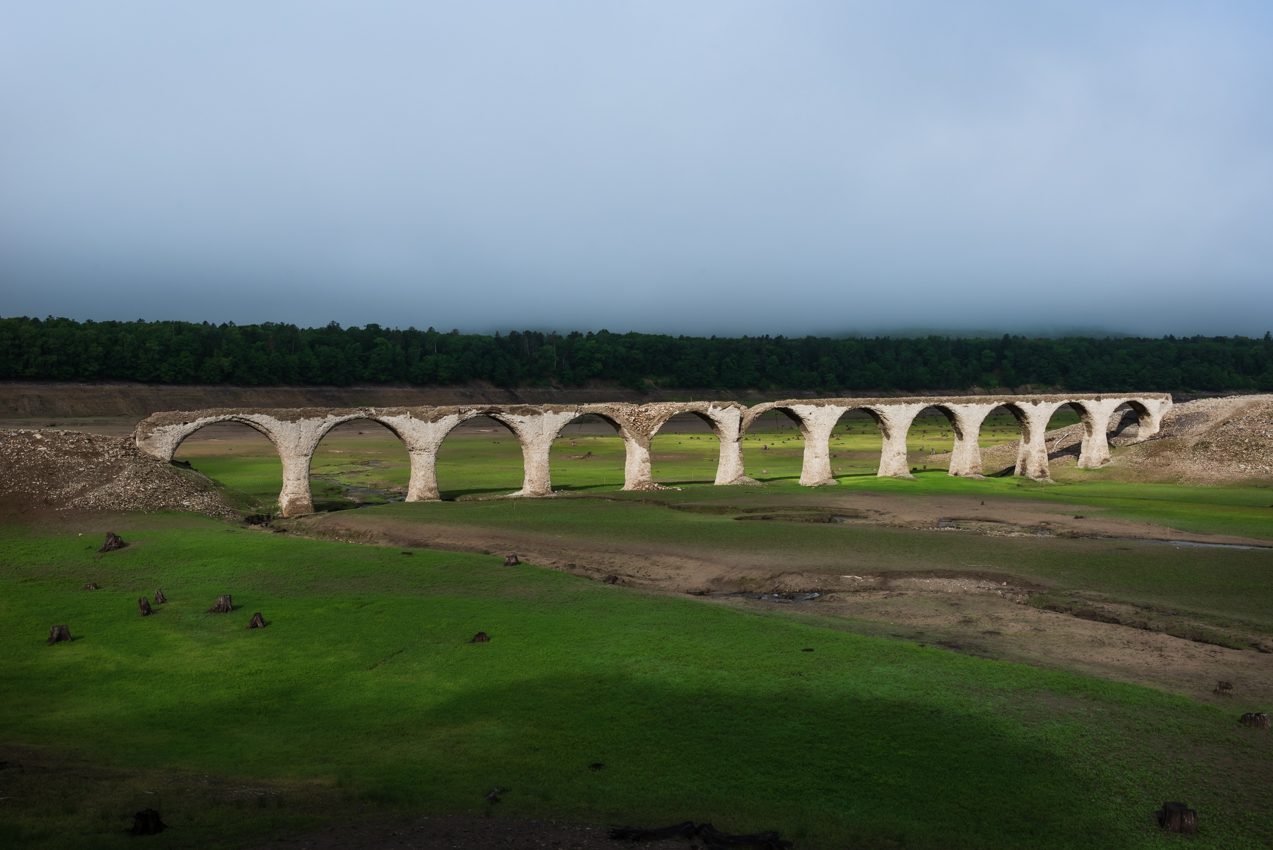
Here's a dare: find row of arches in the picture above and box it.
[135,394,1172,516]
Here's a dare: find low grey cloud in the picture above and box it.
[2,1,1271,336]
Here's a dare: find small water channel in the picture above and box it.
[1084,536,1269,550]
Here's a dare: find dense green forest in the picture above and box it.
[2,316,1271,393]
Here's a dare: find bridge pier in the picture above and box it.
[1010,401,1064,479]
[492,408,581,497]
[867,403,928,477]
[943,403,999,477]
[372,409,477,501]
[781,404,851,486]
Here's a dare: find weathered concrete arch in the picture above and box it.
[136,407,375,516]
[919,402,999,478]
[365,406,491,501]
[653,402,752,485]
[741,400,858,486]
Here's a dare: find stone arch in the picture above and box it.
[855,402,928,478]
[545,408,633,492]
[135,408,373,516]
[639,402,750,486]
[1118,397,1171,440]
[306,414,416,506]
[742,400,859,486]
[370,406,506,501]
[997,399,1065,479]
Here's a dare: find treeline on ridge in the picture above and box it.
[2,316,1271,393]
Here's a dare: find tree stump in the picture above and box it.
[503,555,519,566]
[154,589,167,604]
[99,532,126,552]
[47,625,72,645]
[1158,801,1197,834]
[84,583,99,590]
[130,808,167,835]
[138,597,153,617]
[248,612,267,629]
[208,595,233,613]
[470,632,490,643]
[1215,680,1234,696]
[1240,712,1271,730]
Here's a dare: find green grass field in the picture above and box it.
[2,517,1271,849]
[8,416,1266,847]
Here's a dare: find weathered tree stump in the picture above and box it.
[130,808,167,835]
[1215,680,1234,696]
[138,597,153,617]
[47,625,72,645]
[208,595,233,613]
[248,612,267,629]
[503,555,520,566]
[1240,712,1271,729]
[470,632,490,643]
[84,583,99,590]
[99,532,126,552]
[154,589,167,604]
[1158,801,1198,834]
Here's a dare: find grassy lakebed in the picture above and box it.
[3,417,1273,848]
[2,515,1272,849]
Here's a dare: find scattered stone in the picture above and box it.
[130,808,167,835]
[84,583,99,590]
[503,555,520,566]
[470,632,490,643]
[1215,680,1234,696]
[485,788,506,803]
[208,595,233,614]
[248,612,267,629]
[1240,712,1270,729]
[1157,801,1197,834]
[47,625,72,645]
[154,589,167,604]
[99,532,126,553]
[138,597,153,617]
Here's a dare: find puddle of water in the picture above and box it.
[1085,536,1268,550]
[710,591,822,604]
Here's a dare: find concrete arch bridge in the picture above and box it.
[134,393,1171,517]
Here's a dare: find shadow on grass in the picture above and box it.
[339,672,1116,850]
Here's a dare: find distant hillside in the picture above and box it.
[3,316,1271,394]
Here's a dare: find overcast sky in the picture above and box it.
[3,1,1271,337]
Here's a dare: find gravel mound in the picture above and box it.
[0,428,238,518]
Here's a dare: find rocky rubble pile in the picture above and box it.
[0,429,237,518]
[1132,394,1273,481]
